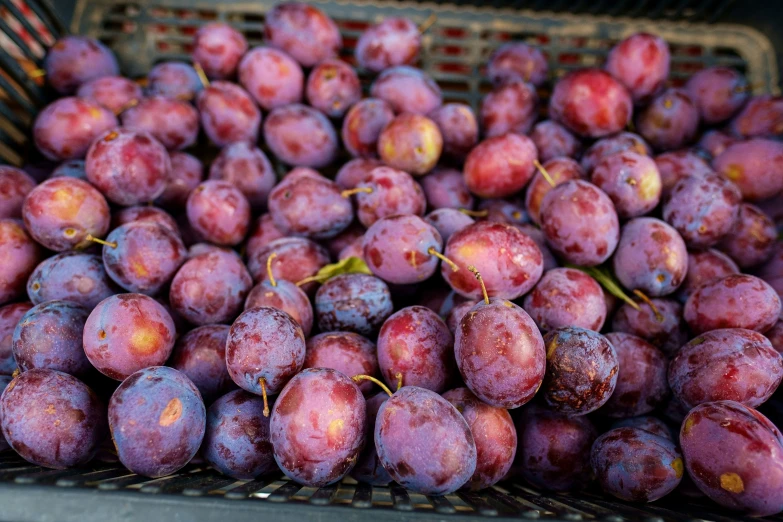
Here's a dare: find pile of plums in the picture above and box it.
[1,2,782,515]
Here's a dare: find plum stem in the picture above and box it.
[633,289,664,323]
[418,13,437,34]
[267,252,278,287]
[86,234,117,249]
[533,159,556,188]
[458,208,489,218]
[468,265,490,304]
[395,372,403,391]
[193,62,210,88]
[296,275,318,287]
[352,375,393,397]
[341,187,373,198]
[259,378,270,417]
[11,368,19,378]
[114,98,138,116]
[428,247,459,272]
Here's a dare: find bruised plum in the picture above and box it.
[315,274,393,335]
[109,366,205,477]
[375,386,476,495]
[203,389,276,480]
[270,368,365,487]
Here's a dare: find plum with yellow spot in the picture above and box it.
[680,400,783,516]
[0,369,106,469]
[33,97,118,161]
[83,293,176,380]
[591,427,683,502]
[377,306,454,393]
[341,99,395,159]
[109,366,205,478]
[377,113,442,176]
[636,88,699,151]
[22,177,110,252]
[591,151,662,218]
[270,368,365,487]
[306,58,361,118]
[713,138,783,201]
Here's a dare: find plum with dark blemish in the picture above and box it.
[156,152,203,210]
[109,366,205,477]
[540,180,619,267]
[12,300,91,378]
[0,302,31,374]
[455,298,545,409]
[264,3,341,68]
[680,400,783,516]
[669,328,783,409]
[378,306,454,393]
[147,61,202,100]
[271,368,365,486]
[686,67,748,124]
[549,69,632,138]
[600,332,668,418]
[121,95,199,150]
[611,297,689,356]
[44,36,118,94]
[655,149,714,195]
[168,325,236,404]
[247,237,330,296]
[0,369,106,468]
[27,252,114,309]
[364,215,445,285]
[355,17,420,72]
[352,167,426,228]
[684,274,781,334]
[341,100,395,160]
[464,133,537,199]
[636,88,699,150]
[591,427,683,502]
[612,217,688,297]
[306,58,361,118]
[428,103,479,161]
[83,293,176,380]
[169,249,252,326]
[304,332,378,394]
[85,128,170,206]
[486,42,548,87]
[238,46,303,111]
[246,279,313,337]
[421,167,474,210]
[196,82,260,147]
[226,307,305,397]
[377,113,442,176]
[542,327,618,415]
[611,416,674,441]
[515,405,597,491]
[523,268,606,332]
[191,22,247,79]
[0,220,41,305]
[530,120,582,163]
[443,387,516,490]
[350,392,392,485]
[103,221,186,295]
[525,157,584,226]
[33,97,118,162]
[713,138,783,201]
[22,177,109,252]
[370,66,443,115]
[208,141,275,211]
[591,150,662,218]
[663,174,741,249]
[187,180,250,246]
[718,203,776,269]
[729,95,783,139]
[203,389,276,479]
[480,81,537,137]
[605,33,669,104]
[375,386,476,495]
[425,209,474,243]
[264,104,338,168]
[268,169,352,239]
[443,220,543,300]
[113,206,179,234]
[581,132,651,174]
[315,273,393,335]
[0,166,36,219]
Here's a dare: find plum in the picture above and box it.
[306,58,361,118]
[197,82,261,147]
[264,3,341,68]
[191,22,247,79]
[352,167,426,228]
[581,132,651,174]
[147,61,202,101]
[315,273,393,335]
[121,95,199,151]
[591,150,662,218]
[263,104,338,168]
[686,67,749,124]
[713,138,783,201]
[486,43,548,87]
[0,166,36,219]
[605,33,670,104]
[208,141,276,211]
[0,302,31,374]
[523,268,606,332]
[678,249,739,303]
[355,17,420,72]
[304,332,378,394]
[525,157,584,226]
[463,133,537,199]
[341,100,394,160]
[168,325,235,404]
[187,181,251,246]
[636,88,699,150]
[350,392,392,485]
[428,103,479,160]
[425,209,474,243]
[370,66,442,115]
[480,81,537,137]
[0,220,42,305]
[611,297,689,356]
[33,97,118,161]
[718,203,776,269]
[529,120,582,163]
[245,275,313,337]
[238,46,304,111]
[156,152,204,210]
[730,95,783,139]
[421,167,474,210]
[44,36,118,94]
[378,113,442,176]
[655,149,714,195]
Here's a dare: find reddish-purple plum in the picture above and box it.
[377,113,442,176]
[636,88,699,150]
[464,133,537,199]
[306,59,361,118]
[247,237,329,295]
[264,104,338,168]
[486,42,548,87]
[421,167,474,210]
[606,33,669,103]
[147,61,202,100]
[530,120,582,163]
[612,298,689,356]
[655,150,714,195]
[353,166,426,227]
[428,103,479,160]
[591,151,662,218]
[0,166,35,219]
[686,67,749,124]
[197,82,260,147]
[44,36,118,94]
[730,95,783,139]
[245,277,313,337]
[187,180,251,246]
[245,214,286,255]
[713,138,783,201]
[192,22,248,79]
[525,157,584,225]
[0,220,41,305]
[121,95,199,151]
[304,332,378,394]
[238,46,304,110]
[678,249,739,303]
[264,3,341,68]
[355,17,420,72]
[719,203,776,268]
[26,252,114,308]
[169,325,234,404]
[0,303,31,374]
[33,97,118,161]
[370,66,443,115]
[480,81,537,137]
[208,141,275,210]
[523,268,606,332]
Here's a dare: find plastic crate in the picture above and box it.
[0,1,783,521]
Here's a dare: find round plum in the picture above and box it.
[464,133,537,199]
[686,67,749,124]
[192,22,248,79]
[264,104,338,168]
[238,46,304,111]
[44,36,118,94]
[713,138,783,201]
[33,97,118,161]
[121,95,199,151]
[264,3,341,68]
[196,82,260,147]
[147,61,202,100]
[353,166,426,228]
[605,33,669,104]
[480,81,538,137]
[427,103,479,160]
[0,220,41,305]
[304,332,377,394]
[718,203,776,269]
[523,268,606,332]
[306,58,361,118]
[168,325,235,404]
[355,17,420,72]
[486,42,548,87]
[611,297,689,356]
[315,273,393,335]
[0,166,36,219]
[370,66,443,115]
